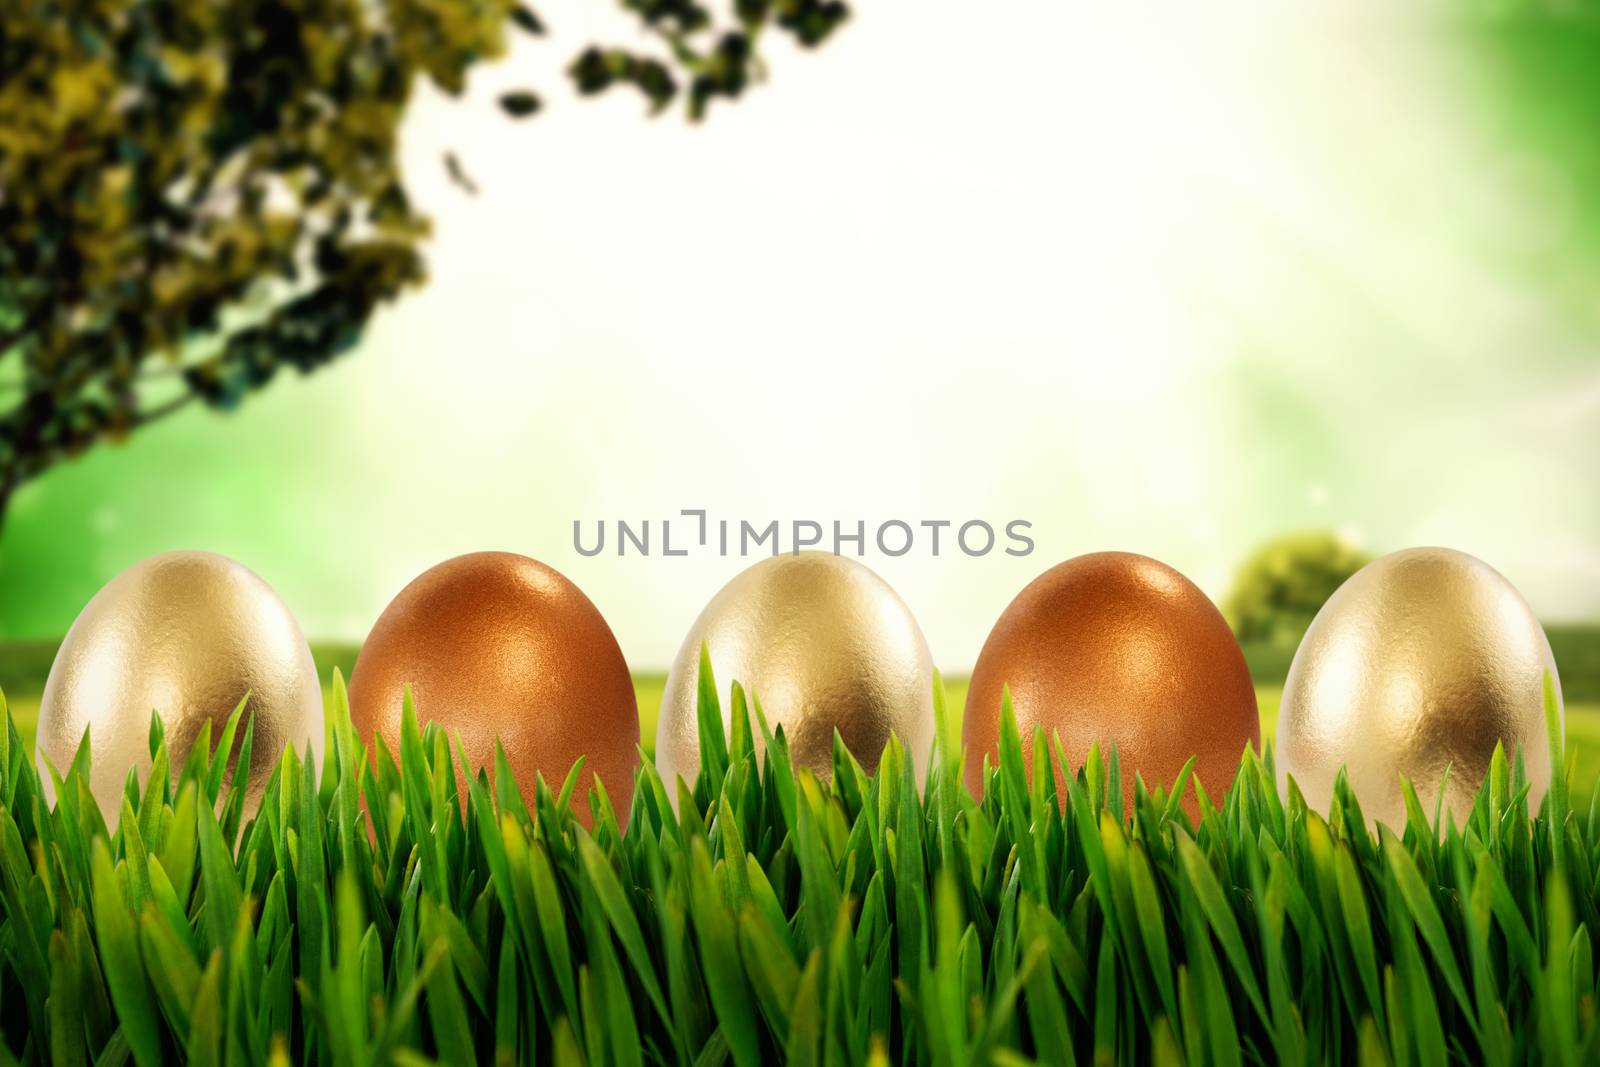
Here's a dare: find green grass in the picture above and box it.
[0,657,1595,1065]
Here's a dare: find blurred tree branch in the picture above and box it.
[0,0,848,531]
[1224,532,1372,648]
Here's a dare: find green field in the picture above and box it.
[2,643,1595,1064]
[5,628,1599,792]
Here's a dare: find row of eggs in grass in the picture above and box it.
[34,545,1562,831]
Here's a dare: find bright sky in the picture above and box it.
[4,3,1599,668]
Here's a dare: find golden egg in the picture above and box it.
[1277,546,1562,829]
[657,552,936,789]
[35,551,324,820]
[964,552,1259,813]
[348,552,638,826]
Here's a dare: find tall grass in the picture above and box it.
[0,656,1591,1065]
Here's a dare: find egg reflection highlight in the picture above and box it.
[348,552,639,827]
[35,551,324,821]
[964,551,1259,814]
[1277,547,1562,829]
[656,552,936,790]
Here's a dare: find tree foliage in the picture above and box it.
[1223,531,1371,647]
[0,0,848,524]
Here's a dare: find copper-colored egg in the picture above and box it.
[348,552,638,826]
[1278,547,1562,830]
[964,552,1259,812]
[35,551,324,821]
[656,552,936,790]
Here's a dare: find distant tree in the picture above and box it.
[1223,531,1371,647]
[0,0,847,528]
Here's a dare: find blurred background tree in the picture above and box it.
[1224,531,1371,649]
[0,0,847,530]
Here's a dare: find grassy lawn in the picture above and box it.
[11,656,1596,1063]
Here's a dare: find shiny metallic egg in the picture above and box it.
[657,552,936,790]
[348,552,638,826]
[35,551,324,820]
[1278,546,1562,829]
[964,551,1259,813]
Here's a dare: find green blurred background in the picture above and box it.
[3,8,1600,786]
